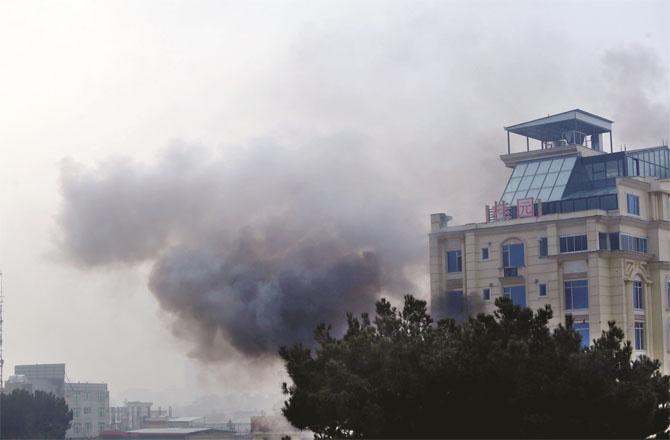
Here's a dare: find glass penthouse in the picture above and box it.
[429,109,670,369]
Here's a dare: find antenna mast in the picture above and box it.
[1,270,4,391]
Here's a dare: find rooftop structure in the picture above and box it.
[430,110,670,373]
[505,109,614,154]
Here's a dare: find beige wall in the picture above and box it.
[430,184,670,373]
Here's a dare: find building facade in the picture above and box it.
[13,363,65,397]
[110,401,153,430]
[65,382,110,438]
[430,109,670,373]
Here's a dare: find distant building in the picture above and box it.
[430,109,670,371]
[3,374,33,393]
[110,401,153,430]
[13,363,65,397]
[250,415,307,440]
[9,363,110,438]
[100,428,235,440]
[65,382,110,438]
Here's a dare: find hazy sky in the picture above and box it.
[1,0,668,412]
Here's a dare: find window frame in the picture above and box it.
[503,285,527,307]
[633,279,645,311]
[538,283,547,297]
[634,321,646,351]
[559,234,588,253]
[627,193,640,216]
[538,237,548,257]
[446,250,462,273]
[564,279,589,310]
[574,321,590,348]
[502,243,525,268]
[481,247,489,260]
[482,288,491,302]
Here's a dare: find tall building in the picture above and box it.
[65,382,110,438]
[13,363,65,397]
[429,109,670,372]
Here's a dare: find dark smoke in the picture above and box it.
[58,139,420,359]
[150,238,381,358]
[56,43,670,362]
[602,45,670,146]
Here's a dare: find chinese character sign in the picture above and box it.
[517,197,535,218]
[493,201,511,221]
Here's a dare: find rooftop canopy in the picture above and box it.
[505,109,613,153]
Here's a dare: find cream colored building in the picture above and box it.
[429,109,670,372]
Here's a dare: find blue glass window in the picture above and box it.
[619,234,647,253]
[447,250,462,273]
[502,243,524,268]
[565,280,588,310]
[627,194,640,215]
[539,284,547,297]
[481,248,489,260]
[559,235,587,253]
[500,157,577,204]
[634,321,645,350]
[539,237,548,257]
[503,286,526,307]
[574,322,590,348]
[633,280,644,310]
[482,288,491,301]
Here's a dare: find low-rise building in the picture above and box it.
[64,382,110,438]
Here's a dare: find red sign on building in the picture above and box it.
[517,197,535,218]
[493,201,511,221]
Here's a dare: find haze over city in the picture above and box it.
[1,0,668,416]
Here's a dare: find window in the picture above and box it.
[619,234,648,253]
[99,422,106,432]
[565,280,588,310]
[559,235,587,253]
[538,237,548,257]
[84,407,91,414]
[627,193,640,215]
[539,284,547,297]
[574,322,590,348]
[445,290,465,319]
[98,407,105,417]
[447,250,462,273]
[502,243,524,268]
[634,321,646,350]
[482,288,491,301]
[667,281,670,308]
[74,424,80,434]
[633,279,644,310]
[503,285,526,307]
[599,232,608,250]
[481,247,489,260]
[74,407,80,417]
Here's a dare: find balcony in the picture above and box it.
[503,267,518,277]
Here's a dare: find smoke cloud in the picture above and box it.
[56,39,669,363]
[602,45,670,146]
[58,138,421,359]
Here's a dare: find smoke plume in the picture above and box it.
[56,42,669,362]
[58,138,421,359]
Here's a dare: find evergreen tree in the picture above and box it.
[280,295,670,438]
[1,389,73,439]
